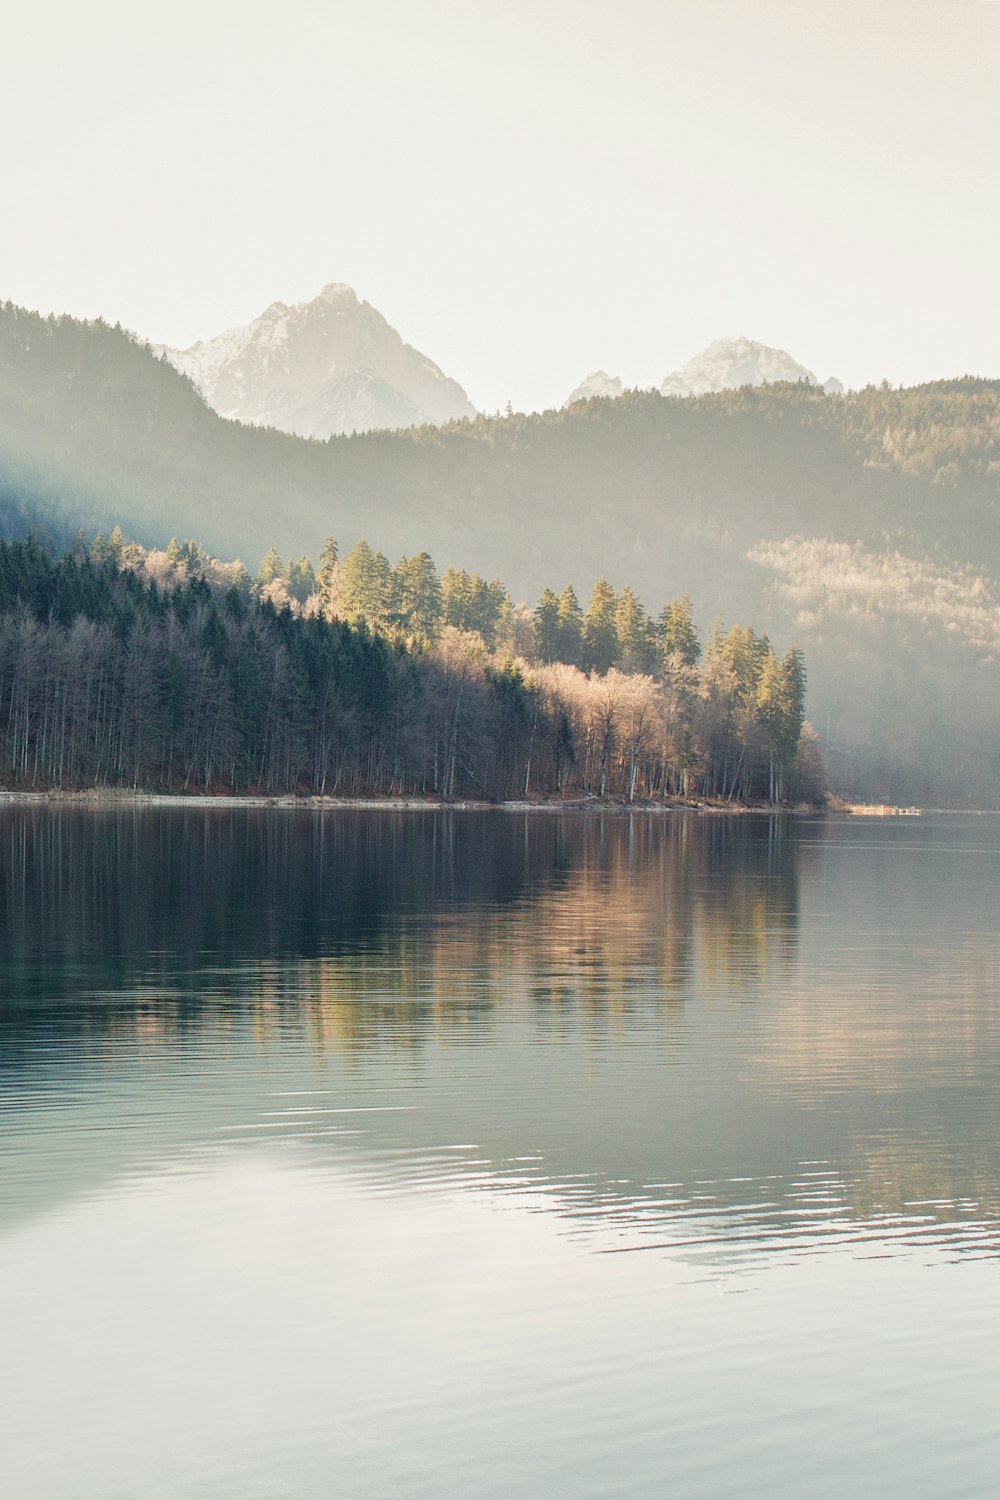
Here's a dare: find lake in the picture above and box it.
[2,806,999,1498]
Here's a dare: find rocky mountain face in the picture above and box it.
[660,336,842,397]
[158,283,477,438]
[564,337,842,408]
[563,370,624,407]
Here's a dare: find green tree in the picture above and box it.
[177,538,208,574]
[756,646,806,802]
[615,586,657,672]
[338,540,392,629]
[659,595,701,666]
[441,567,474,631]
[287,556,317,605]
[533,588,561,663]
[583,578,619,673]
[317,536,338,608]
[393,551,443,637]
[257,547,283,588]
[441,568,508,646]
[710,623,770,703]
[555,584,584,667]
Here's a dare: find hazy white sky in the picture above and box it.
[3,0,998,412]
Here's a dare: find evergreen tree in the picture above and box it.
[583,578,619,673]
[177,538,208,574]
[393,552,443,637]
[441,567,474,631]
[287,556,317,605]
[533,588,561,663]
[338,540,392,629]
[755,647,805,802]
[257,547,283,588]
[615,587,657,672]
[441,568,508,646]
[659,595,701,666]
[317,536,339,607]
[555,584,584,667]
[710,623,770,703]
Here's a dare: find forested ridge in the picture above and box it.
[7,299,1000,803]
[4,301,1000,608]
[0,534,821,804]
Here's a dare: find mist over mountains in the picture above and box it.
[565,337,843,409]
[157,280,841,435]
[564,371,625,407]
[156,279,843,437]
[3,296,1000,802]
[659,336,844,398]
[157,283,476,439]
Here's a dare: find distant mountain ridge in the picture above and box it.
[564,337,843,408]
[563,371,624,407]
[157,283,477,439]
[661,336,843,398]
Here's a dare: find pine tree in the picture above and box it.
[317,536,339,606]
[287,556,317,605]
[338,540,392,629]
[257,547,283,588]
[658,595,701,666]
[615,587,657,672]
[533,588,561,663]
[555,584,584,667]
[583,578,619,673]
[393,552,443,637]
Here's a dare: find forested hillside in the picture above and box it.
[0,535,820,804]
[4,301,1000,802]
[5,301,1000,598]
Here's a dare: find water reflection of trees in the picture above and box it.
[6,807,1000,1262]
[0,807,799,1052]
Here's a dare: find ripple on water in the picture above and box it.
[2,809,1000,1497]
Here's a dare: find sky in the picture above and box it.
[2,0,999,414]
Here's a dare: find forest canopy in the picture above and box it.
[0,532,821,805]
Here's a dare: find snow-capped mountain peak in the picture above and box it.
[562,341,842,411]
[156,284,476,439]
[660,337,837,398]
[563,370,624,407]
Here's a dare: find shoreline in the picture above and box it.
[2,791,989,816]
[2,790,991,815]
[0,788,805,815]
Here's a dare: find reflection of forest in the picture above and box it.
[0,807,799,1042]
[4,807,998,1263]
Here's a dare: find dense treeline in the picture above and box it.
[0,536,821,803]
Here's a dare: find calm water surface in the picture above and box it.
[1,808,999,1498]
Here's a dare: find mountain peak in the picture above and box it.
[157,285,476,438]
[563,340,842,410]
[661,337,835,398]
[318,282,357,304]
[563,370,624,408]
